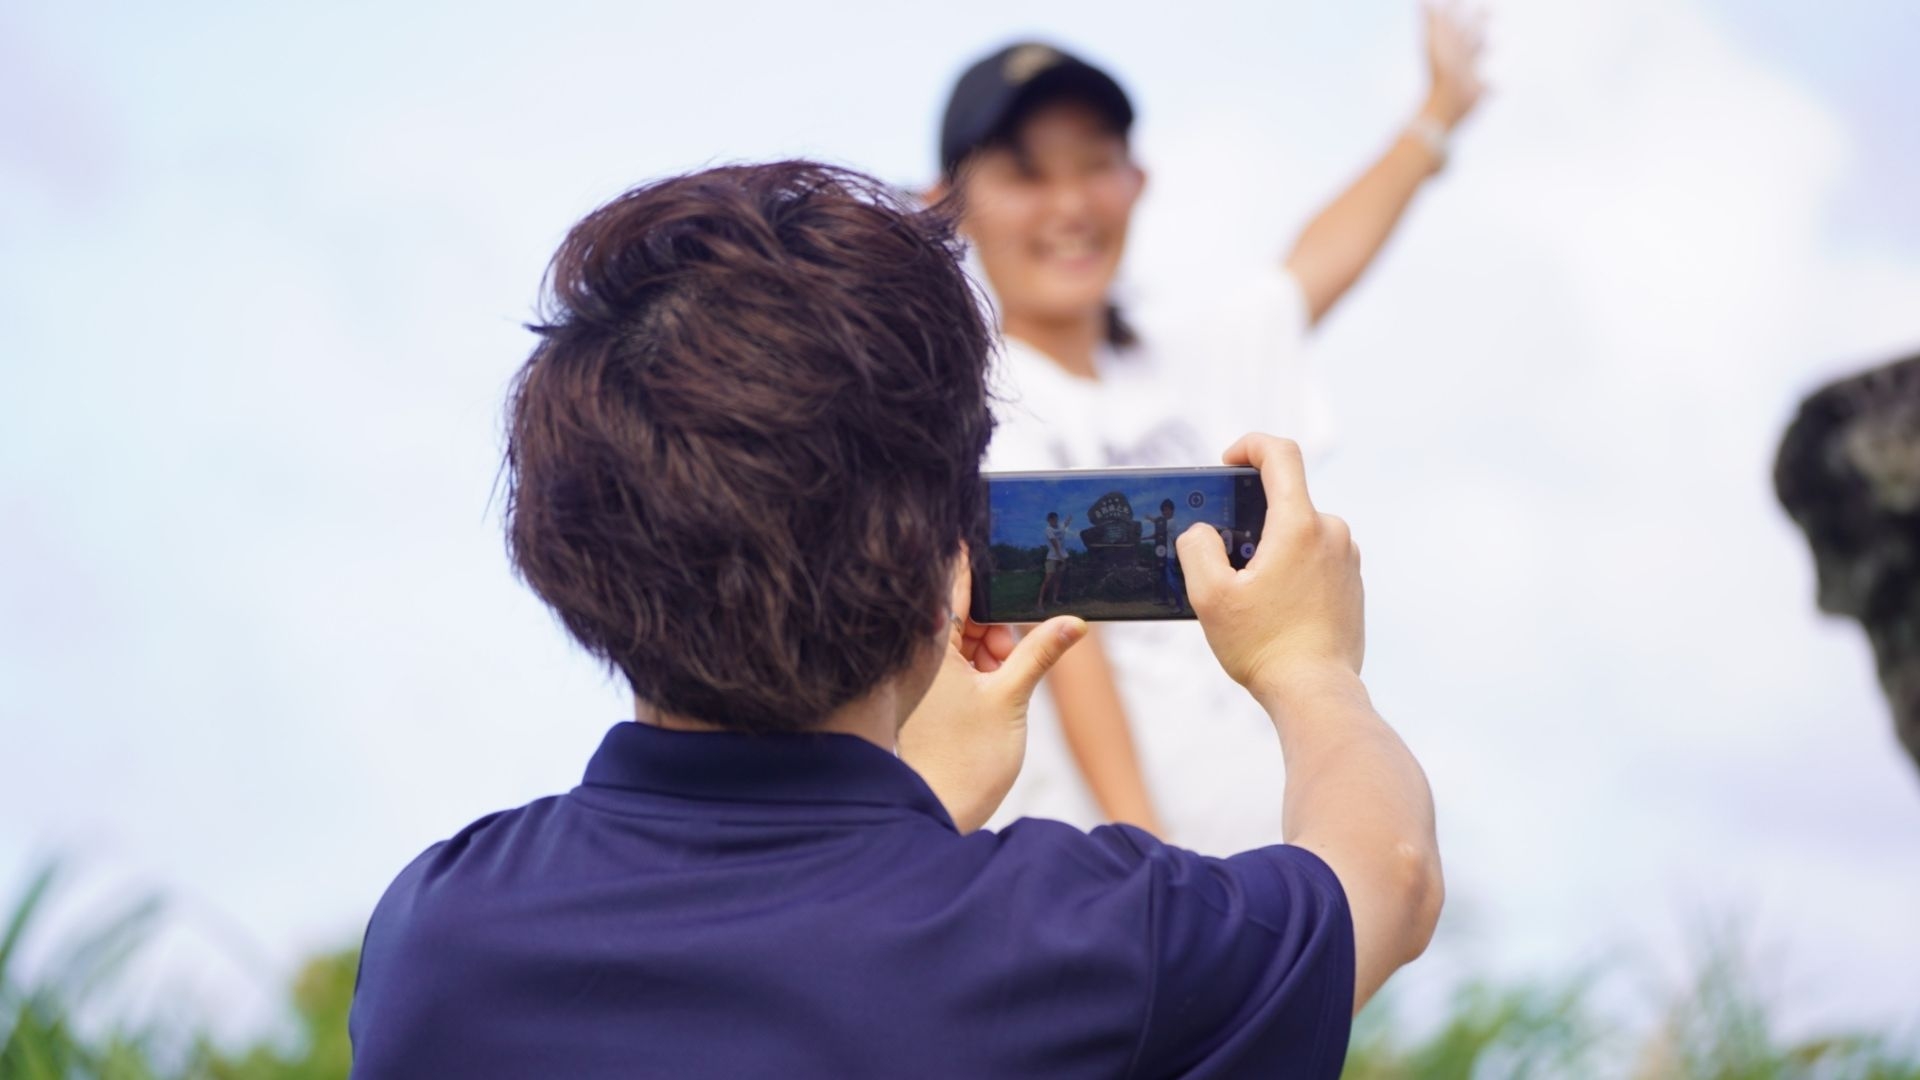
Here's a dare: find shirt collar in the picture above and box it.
[578,721,956,830]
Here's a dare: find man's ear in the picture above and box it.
[1128,163,1149,205]
[943,543,973,632]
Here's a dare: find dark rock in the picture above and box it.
[1775,352,1920,777]
[1081,491,1143,566]
[1087,565,1157,602]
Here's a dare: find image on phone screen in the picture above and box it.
[972,467,1266,623]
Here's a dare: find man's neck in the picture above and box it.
[636,689,902,751]
[1003,308,1106,380]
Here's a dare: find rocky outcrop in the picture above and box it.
[1079,491,1144,555]
[1775,353,1920,778]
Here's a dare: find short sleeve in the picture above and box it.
[1121,832,1355,1078]
[973,819,1353,1077]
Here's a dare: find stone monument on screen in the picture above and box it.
[1078,492,1156,602]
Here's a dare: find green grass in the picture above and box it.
[1345,977,1605,1079]
[987,564,1189,621]
[1,860,169,1080]
[988,566,1045,618]
[4,859,1915,1078]
[0,860,350,1080]
[1342,944,1920,1079]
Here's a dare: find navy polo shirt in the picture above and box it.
[350,722,1354,1078]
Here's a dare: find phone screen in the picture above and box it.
[972,467,1266,623]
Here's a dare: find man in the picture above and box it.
[1144,498,1184,612]
[349,161,1441,1077]
[1037,509,1073,613]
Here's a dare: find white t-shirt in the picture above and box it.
[1044,525,1070,562]
[982,268,1332,856]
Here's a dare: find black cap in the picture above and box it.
[939,42,1134,179]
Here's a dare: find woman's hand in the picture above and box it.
[1421,0,1488,131]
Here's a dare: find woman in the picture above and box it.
[932,10,1485,851]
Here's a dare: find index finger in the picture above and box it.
[971,622,1016,673]
[1220,432,1314,520]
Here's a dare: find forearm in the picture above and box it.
[1254,665,1441,1014]
[1049,631,1162,833]
[1283,102,1447,325]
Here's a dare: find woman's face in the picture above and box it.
[956,100,1144,326]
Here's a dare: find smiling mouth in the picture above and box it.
[1036,236,1106,265]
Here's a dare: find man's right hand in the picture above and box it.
[1178,433,1441,1018]
[1175,434,1365,707]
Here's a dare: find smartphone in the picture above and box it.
[972,466,1266,623]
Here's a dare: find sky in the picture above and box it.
[990,473,1243,551]
[4,0,1919,1046]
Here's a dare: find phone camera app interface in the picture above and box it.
[985,472,1253,621]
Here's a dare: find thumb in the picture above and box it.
[1176,522,1234,605]
[992,616,1087,703]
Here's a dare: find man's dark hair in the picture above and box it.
[1161,499,1175,512]
[504,161,994,733]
